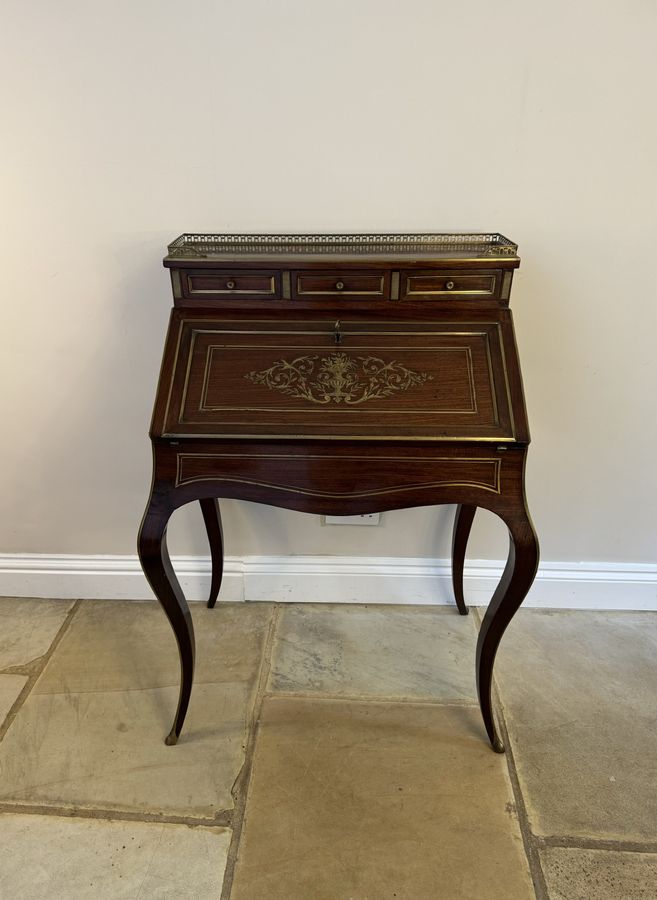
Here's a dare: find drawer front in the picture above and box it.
[175,451,502,496]
[401,271,498,299]
[158,318,514,441]
[293,271,388,299]
[182,269,280,300]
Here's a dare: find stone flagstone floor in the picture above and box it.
[0,596,656,898]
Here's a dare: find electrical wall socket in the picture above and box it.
[323,514,381,526]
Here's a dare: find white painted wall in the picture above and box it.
[2,0,656,567]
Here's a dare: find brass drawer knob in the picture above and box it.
[226,280,236,290]
[446,281,455,290]
[335,281,345,290]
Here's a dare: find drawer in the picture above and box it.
[157,317,515,441]
[401,271,498,299]
[175,449,503,498]
[181,269,280,300]
[292,270,389,299]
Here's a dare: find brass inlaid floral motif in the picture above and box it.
[245,352,433,405]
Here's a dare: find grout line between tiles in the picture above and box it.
[19,682,233,698]
[471,605,550,900]
[494,681,550,900]
[0,600,232,835]
[263,689,479,708]
[474,605,657,884]
[0,600,82,745]
[537,834,657,855]
[0,801,232,829]
[220,602,281,900]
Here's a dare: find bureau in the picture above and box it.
[138,233,539,753]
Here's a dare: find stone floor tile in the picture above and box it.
[540,847,657,900]
[495,610,657,841]
[0,600,271,817]
[0,674,28,723]
[0,682,250,818]
[0,597,73,670]
[0,813,230,899]
[229,696,534,900]
[36,600,272,693]
[269,603,477,701]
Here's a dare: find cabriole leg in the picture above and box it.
[200,498,224,609]
[138,490,195,746]
[451,504,476,615]
[476,508,539,752]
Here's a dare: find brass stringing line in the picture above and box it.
[162,319,186,431]
[171,255,517,263]
[175,475,501,496]
[180,318,499,327]
[165,432,515,442]
[483,336,499,425]
[176,455,501,494]
[199,340,213,411]
[296,290,384,296]
[496,322,516,439]
[405,289,494,295]
[179,329,200,419]
[177,452,502,461]
[201,345,480,349]
[187,410,477,417]
[184,329,491,337]
[465,346,477,413]
[190,287,275,295]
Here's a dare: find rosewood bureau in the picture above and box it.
[138,233,539,753]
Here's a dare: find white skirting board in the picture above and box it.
[0,554,656,610]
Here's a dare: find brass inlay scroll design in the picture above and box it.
[245,351,433,405]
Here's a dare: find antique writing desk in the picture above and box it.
[138,233,538,753]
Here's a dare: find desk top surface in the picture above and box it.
[165,232,519,263]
